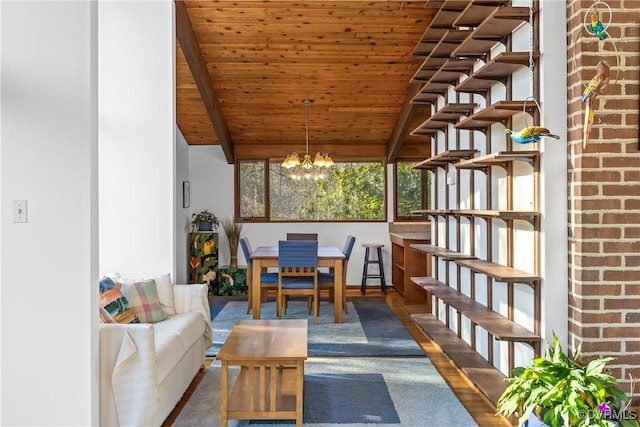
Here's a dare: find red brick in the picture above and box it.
[581,311,622,323]
[624,170,640,182]
[603,212,640,224]
[575,198,621,211]
[603,127,638,139]
[580,170,622,182]
[580,340,622,353]
[604,241,640,253]
[624,228,640,239]
[626,312,640,323]
[626,341,640,352]
[577,256,622,268]
[625,199,640,210]
[571,268,602,282]
[603,326,639,338]
[625,285,640,295]
[605,298,640,309]
[579,283,622,295]
[572,184,600,197]
[603,184,640,196]
[603,270,640,282]
[602,157,640,168]
[626,256,640,267]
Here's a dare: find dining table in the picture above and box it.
[250,245,346,323]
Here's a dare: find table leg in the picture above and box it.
[296,360,304,427]
[252,260,262,319]
[333,259,343,323]
[220,361,228,427]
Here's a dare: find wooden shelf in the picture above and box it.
[412,149,479,170]
[453,4,500,28]
[455,209,539,222]
[456,51,538,94]
[410,209,453,218]
[411,92,440,105]
[412,277,540,343]
[454,150,539,170]
[411,103,477,136]
[411,312,507,406]
[451,7,529,59]
[455,100,536,131]
[456,258,540,283]
[412,57,476,84]
[410,244,477,261]
[412,29,470,76]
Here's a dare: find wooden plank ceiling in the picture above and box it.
[175,1,436,164]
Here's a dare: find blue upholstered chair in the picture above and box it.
[240,237,278,314]
[319,235,356,313]
[286,232,318,241]
[277,240,319,324]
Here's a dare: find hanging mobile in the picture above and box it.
[577,0,619,148]
[505,3,560,145]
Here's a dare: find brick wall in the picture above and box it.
[566,0,640,397]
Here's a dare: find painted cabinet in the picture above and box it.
[188,232,219,290]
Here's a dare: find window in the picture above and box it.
[237,159,386,222]
[394,160,430,221]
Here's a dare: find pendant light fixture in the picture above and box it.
[281,99,334,180]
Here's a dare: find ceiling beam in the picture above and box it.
[386,82,423,163]
[175,1,234,163]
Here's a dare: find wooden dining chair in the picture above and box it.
[240,237,278,314]
[286,233,318,241]
[319,235,356,313]
[277,240,319,324]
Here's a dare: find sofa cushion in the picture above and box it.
[100,287,140,324]
[151,273,176,316]
[121,280,167,323]
[152,312,205,383]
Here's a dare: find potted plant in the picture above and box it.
[221,217,243,268]
[496,334,638,427]
[191,209,219,232]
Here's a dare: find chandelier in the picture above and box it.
[281,99,334,180]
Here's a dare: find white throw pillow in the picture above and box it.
[151,273,176,316]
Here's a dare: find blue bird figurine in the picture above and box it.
[590,12,608,40]
[505,126,560,144]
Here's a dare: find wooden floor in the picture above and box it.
[162,288,511,426]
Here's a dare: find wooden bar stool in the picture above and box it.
[360,243,386,294]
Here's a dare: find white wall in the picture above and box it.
[98,1,176,279]
[539,0,569,346]
[175,129,191,283]
[1,1,99,425]
[188,145,393,287]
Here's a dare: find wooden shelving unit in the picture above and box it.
[455,100,536,131]
[406,0,541,407]
[390,232,431,305]
[451,7,529,59]
[411,103,477,136]
[456,51,538,95]
[412,149,478,170]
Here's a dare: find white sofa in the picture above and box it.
[99,282,213,426]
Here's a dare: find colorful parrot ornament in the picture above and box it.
[590,12,608,40]
[581,60,610,102]
[505,126,560,144]
[581,60,611,149]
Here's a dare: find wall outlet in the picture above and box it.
[13,200,27,223]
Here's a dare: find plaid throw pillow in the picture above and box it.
[100,287,140,324]
[121,280,166,323]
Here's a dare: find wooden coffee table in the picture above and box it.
[217,319,307,427]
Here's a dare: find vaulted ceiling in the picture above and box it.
[175,1,436,164]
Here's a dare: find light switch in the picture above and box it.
[13,200,27,223]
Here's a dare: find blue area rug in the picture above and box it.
[172,357,478,426]
[206,296,425,357]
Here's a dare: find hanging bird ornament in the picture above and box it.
[581,60,611,102]
[505,126,560,144]
[581,60,611,148]
[590,12,608,40]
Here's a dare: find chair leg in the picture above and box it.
[246,282,252,314]
[276,288,282,318]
